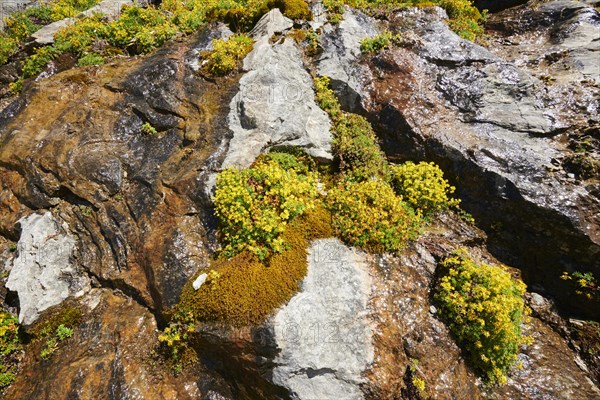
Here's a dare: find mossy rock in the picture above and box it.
[177,206,333,326]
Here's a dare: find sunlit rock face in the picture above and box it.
[0,1,598,398]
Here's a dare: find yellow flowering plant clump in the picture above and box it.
[435,249,531,384]
[213,155,319,259]
[390,161,459,215]
[561,271,599,300]
[157,310,199,373]
[201,34,254,76]
[328,179,421,253]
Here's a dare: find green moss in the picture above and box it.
[435,250,530,384]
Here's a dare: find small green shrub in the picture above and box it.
[0,36,18,65]
[21,45,62,79]
[333,113,388,181]
[141,122,158,135]
[328,179,421,252]
[8,79,23,94]
[359,30,400,53]
[201,34,254,76]
[437,0,486,41]
[158,310,197,371]
[214,155,319,259]
[390,161,459,215]
[56,324,73,340]
[77,52,104,66]
[30,305,82,338]
[50,0,99,20]
[263,151,311,173]
[314,76,387,181]
[435,250,530,384]
[0,313,20,358]
[322,0,345,24]
[41,324,74,359]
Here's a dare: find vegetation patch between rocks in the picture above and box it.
[435,249,531,384]
[0,313,21,390]
[324,0,486,41]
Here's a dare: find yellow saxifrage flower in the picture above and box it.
[214,155,319,260]
[435,249,530,384]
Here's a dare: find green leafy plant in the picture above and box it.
[77,52,104,67]
[269,0,313,20]
[359,30,400,53]
[328,179,421,252]
[201,34,254,76]
[158,310,197,372]
[141,122,158,135]
[435,249,530,384]
[0,313,21,389]
[390,161,459,215]
[314,76,388,181]
[41,324,73,359]
[561,271,599,300]
[214,154,319,259]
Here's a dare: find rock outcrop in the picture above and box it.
[0,1,598,398]
[318,4,600,318]
[272,239,373,399]
[221,9,332,169]
[6,212,89,325]
[364,213,600,399]
[3,289,207,399]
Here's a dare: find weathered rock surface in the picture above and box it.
[31,18,75,45]
[317,8,379,112]
[221,9,332,169]
[318,4,600,318]
[3,289,207,399]
[0,26,240,315]
[0,2,599,399]
[6,211,89,325]
[272,239,373,399]
[364,213,600,399]
[0,0,34,29]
